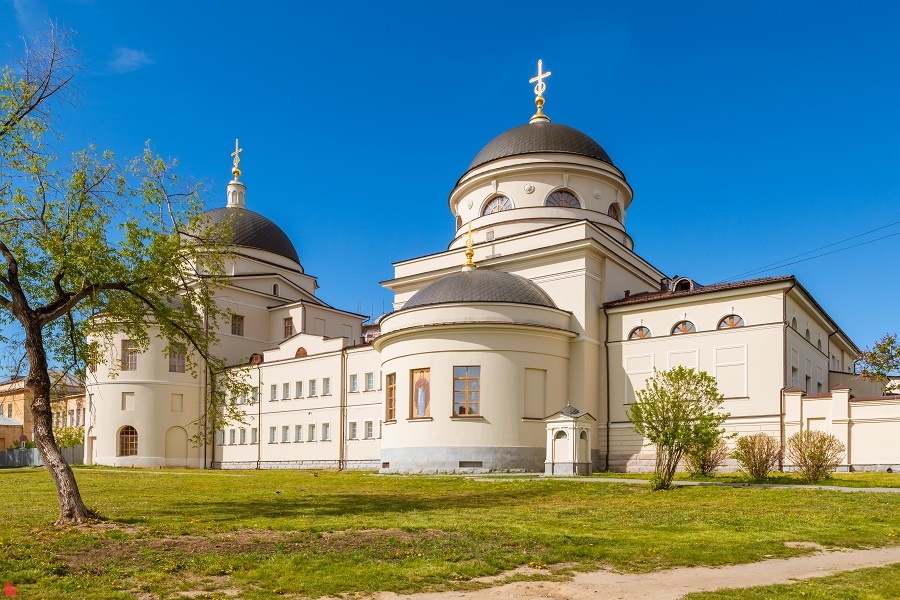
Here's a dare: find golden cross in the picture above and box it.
[529,59,551,97]
[231,138,243,169]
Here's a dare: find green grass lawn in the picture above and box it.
[685,563,900,599]
[592,471,900,488]
[0,468,897,599]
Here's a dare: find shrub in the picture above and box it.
[685,437,730,477]
[786,430,846,482]
[732,432,782,479]
[54,426,84,449]
[627,366,728,491]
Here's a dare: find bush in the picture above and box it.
[732,432,782,479]
[54,426,84,449]
[627,366,728,491]
[786,430,846,482]
[685,437,730,477]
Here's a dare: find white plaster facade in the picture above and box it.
[85,102,899,473]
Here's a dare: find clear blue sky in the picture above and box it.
[3,0,899,350]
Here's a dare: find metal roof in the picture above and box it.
[403,269,557,310]
[203,207,300,264]
[465,122,614,174]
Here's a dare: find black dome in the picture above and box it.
[203,207,300,264]
[404,269,557,310]
[466,122,613,174]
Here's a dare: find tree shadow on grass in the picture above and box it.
[162,486,544,523]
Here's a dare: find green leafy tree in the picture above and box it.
[0,28,244,524]
[858,333,899,389]
[53,426,84,449]
[627,366,728,490]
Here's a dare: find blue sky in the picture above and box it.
[2,0,899,350]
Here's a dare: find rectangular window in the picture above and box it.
[309,379,317,396]
[349,374,358,393]
[348,421,358,439]
[121,340,138,371]
[269,426,277,443]
[284,317,295,338]
[239,428,246,444]
[69,409,75,427]
[295,381,303,398]
[217,430,225,445]
[385,373,396,420]
[6,404,11,418]
[323,377,331,395]
[231,315,244,336]
[282,425,290,443]
[322,422,331,441]
[270,384,278,401]
[283,383,290,400]
[295,425,303,442]
[365,372,374,391]
[251,388,258,404]
[364,420,374,439]
[308,423,316,442]
[75,408,81,426]
[171,393,183,412]
[121,392,134,411]
[453,366,481,416]
[251,428,258,444]
[168,343,186,373]
[229,429,236,445]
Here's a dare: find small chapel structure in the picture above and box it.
[84,62,900,473]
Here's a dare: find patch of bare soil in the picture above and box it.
[62,527,454,574]
[366,544,900,600]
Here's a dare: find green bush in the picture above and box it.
[731,432,782,479]
[786,430,846,482]
[54,426,84,449]
[685,437,729,477]
[627,366,728,490]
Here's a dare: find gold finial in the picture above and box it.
[231,138,243,179]
[463,223,476,269]
[529,59,552,124]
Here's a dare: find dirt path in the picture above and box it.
[367,544,900,600]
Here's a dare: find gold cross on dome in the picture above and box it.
[529,59,551,97]
[231,138,243,169]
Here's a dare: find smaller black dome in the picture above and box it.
[466,122,613,174]
[404,269,557,310]
[203,207,300,265]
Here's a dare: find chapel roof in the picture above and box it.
[403,269,557,310]
[464,121,614,176]
[203,206,300,265]
[603,275,796,307]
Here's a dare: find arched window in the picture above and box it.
[672,321,696,335]
[456,215,462,230]
[673,277,694,292]
[607,203,621,221]
[482,195,513,215]
[294,347,308,358]
[791,317,797,329]
[805,329,811,341]
[119,426,138,456]
[272,283,280,297]
[545,189,581,208]
[628,326,652,340]
[817,339,822,351]
[718,315,744,329]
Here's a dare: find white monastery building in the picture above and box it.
[85,64,900,473]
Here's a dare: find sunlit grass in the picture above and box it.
[685,563,900,599]
[0,467,897,598]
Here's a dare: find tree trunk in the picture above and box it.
[24,317,95,525]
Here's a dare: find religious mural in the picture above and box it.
[411,368,430,418]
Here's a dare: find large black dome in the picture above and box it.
[404,269,557,310]
[466,122,614,174]
[203,207,300,265]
